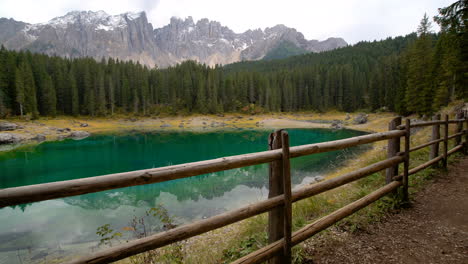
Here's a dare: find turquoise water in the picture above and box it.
[0,128,367,263]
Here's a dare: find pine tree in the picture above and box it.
[434,0,468,101]
[405,14,434,116]
[52,59,67,114]
[68,69,79,116]
[196,72,207,113]
[81,63,94,115]
[40,74,57,116]
[182,71,193,111]
[22,62,39,118]
[0,46,9,116]
[0,89,6,118]
[107,76,115,115]
[96,69,107,115]
[15,67,25,117]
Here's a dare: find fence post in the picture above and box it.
[443,115,449,168]
[268,130,284,264]
[403,119,410,202]
[386,117,401,183]
[465,115,468,155]
[430,114,441,164]
[455,112,463,146]
[281,131,292,264]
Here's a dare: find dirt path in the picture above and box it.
[305,156,468,264]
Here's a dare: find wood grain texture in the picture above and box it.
[268,130,284,264]
[430,114,441,161]
[443,115,449,168]
[386,117,401,184]
[281,131,292,264]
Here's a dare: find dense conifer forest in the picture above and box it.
[0,2,466,119]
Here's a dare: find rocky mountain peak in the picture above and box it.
[0,11,348,67]
[36,10,146,31]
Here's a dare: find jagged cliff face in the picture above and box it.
[2,11,169,66]
[0,11,347,67]
[155,17,348,65]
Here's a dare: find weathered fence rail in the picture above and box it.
[0,114,466,264]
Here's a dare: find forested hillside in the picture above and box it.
[0,1,466,118]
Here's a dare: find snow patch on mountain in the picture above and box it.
[125,12,143,20]
[24,10,141,32]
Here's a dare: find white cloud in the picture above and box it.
[0,0,455,44]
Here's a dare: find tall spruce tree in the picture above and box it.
[434,0,468,101]
[68,68,79,116]
[22,61,39,118]
[15,66,25,117]
[405,14,434,116]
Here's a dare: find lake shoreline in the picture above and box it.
[0,112,396,152]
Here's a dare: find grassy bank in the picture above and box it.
[1,111,394,148]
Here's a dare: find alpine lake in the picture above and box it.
[0,128,368,263]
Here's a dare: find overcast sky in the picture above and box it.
[0,0,455,44]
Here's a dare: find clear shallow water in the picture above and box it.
[0,128,367,263]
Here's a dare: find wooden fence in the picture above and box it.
[0,114,467,264]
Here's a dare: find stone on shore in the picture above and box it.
[353,113,368,124]
[69,131,90,139]
[0,122,19,131]
[0,133,23,144]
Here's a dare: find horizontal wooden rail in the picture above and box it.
[447,144,464,156]
[393,144,464,181]
[232,181,402,264]
[289,130,405,158]
[409,138,444,153]
[0,130,405,208]
[447,130,466,140]
[67,156,403,264]
[395,128,467,156]
[291,156,403,202]
[396,119,465,130]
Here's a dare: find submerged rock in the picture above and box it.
[0,122,18,131]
